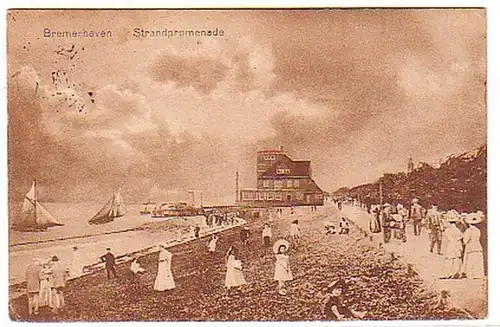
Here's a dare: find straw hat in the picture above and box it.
[326,278,347,293]
[445,210,460,222]
[273,239,290,254]
[465,214,483,225]
[383,203,390,208]
[412,198,419,204]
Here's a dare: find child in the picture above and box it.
[224,246,246,294]
[323,279,366,321]
[208,234,218,254]
[339,217,350,235]
[262,223,272,248]
[273,240,293,295]
[324,221,337,235]
[290,220,300,247]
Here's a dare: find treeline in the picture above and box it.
[334,145,486,213]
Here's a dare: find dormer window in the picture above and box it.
[276,168,291,175]
[263,155,276,161]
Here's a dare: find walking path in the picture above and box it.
[341,204,487,318]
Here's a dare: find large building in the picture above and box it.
[239,146,325,207]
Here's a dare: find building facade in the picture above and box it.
[239,146,325,207]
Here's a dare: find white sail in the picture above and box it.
[21,182,36,214]
[16,181,63,230]
[35,202,64,226]
[112,192,126,217]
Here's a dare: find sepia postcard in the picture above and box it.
[6,8,487,322]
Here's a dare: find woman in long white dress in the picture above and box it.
[38,259,54,308]
[224,246,246,293]
[440,212,463,279]
[461,214,485,279]
[154,244,176,291]
[273,239,293,296]
[71,246,83,278]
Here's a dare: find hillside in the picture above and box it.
[333,145,486,213]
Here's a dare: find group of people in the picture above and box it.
[367,198,485,280]
[25,255,68,316]
[226,226,294,296]
[324,217,350,235]
[203,209,237,227]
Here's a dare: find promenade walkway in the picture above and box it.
[342,204,487,318]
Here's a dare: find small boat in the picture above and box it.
[151,201,200,218]
[88,190,126,225]
[140,200,156,215]
[12,180,64,232]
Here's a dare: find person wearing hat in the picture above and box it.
[71,245,83,278]
[290,220,300,248]
[461,214,485,279]
[38,257,54,309]
[381,203,392,243]
[224,246,246,294]
[100,248,117,279]
[154,243,176,291]
[322,278,366,320]
[409,198,425,236]
[440,213,464,279]
[369,205,381,233]
[273,239,293,295]
[50,255,68,313]
[240,227,251,245]
[426,205,444,255]
[25,258,42,316]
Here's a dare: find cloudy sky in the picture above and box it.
[7,9,486,203]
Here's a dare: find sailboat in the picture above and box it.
[88,190,126,225]
[13,180,64,231]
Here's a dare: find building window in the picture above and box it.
[286,180,293,188]
[242,192,251,200]
[294,180,300,188]
[263,180,271,188]
[276,168,291,175]
[267,192,273,200]
[263,155,276,161]
[254,192,259,200]
[296,192,304,200]
[258,192,265,200]
[316,194,323,200]
[275,192,282,200]
[274,180,282,188]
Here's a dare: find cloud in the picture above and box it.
[7,9,486,205]
[150,51,230,94]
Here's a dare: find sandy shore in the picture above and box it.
[9,216,246,299]
[10,204,472,322]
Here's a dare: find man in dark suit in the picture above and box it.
[100,248,117,279]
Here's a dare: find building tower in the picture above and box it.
[408,157,414,173]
